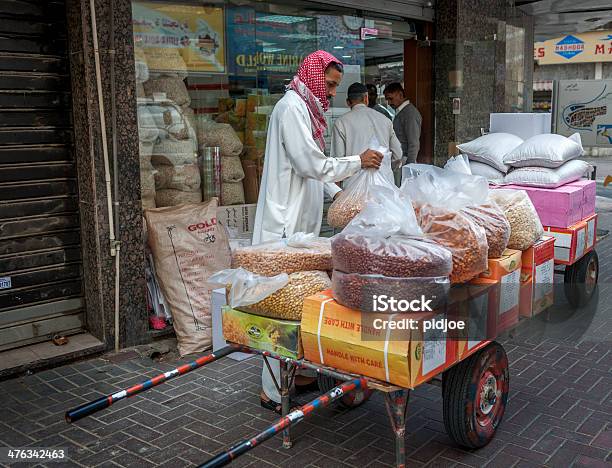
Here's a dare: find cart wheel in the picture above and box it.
[442,342,509,449]
[317,375,373,408]
[564,250,598,308]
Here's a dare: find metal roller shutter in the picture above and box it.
[0,0,84,351]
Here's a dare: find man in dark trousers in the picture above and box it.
[384,82,422,164]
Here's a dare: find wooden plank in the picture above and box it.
[0,246,80,272]
[0,231,80,256]
[0,312,83,350]
[0,54,66,73]
[0,180,77,200]
[0,73,69,91]
[0,110,71,127]
[0,90,70,108]
[0,298,82,328]
[0,213,79,239]
[0,197,78,219]
[0,145,72,164]
[0,278,82,310]
[0,128,72,145]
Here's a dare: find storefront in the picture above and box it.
[1,0,529,367]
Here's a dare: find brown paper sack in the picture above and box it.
[145,199,231,355]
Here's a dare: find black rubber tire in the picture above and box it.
[317,375,373,409]
[564,250,599,308]
[442,342,509,449]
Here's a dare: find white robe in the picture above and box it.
[252,90,362,244]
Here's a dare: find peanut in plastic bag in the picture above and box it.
[489,189,544,250]
[209,267,289,308]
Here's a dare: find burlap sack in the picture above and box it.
[145,199,231,355]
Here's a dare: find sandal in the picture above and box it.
[260,395,300,415]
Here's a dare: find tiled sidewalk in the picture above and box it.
[1,241,611,468]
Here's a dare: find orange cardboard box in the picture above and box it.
[544,216,593,265]
[471,249,521,334]
[451,281,498,360]
[520,236,555,317]
[301,291,456,388]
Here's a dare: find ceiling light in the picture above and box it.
[333,46,344,49]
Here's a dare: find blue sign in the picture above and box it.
[554,35,585,60]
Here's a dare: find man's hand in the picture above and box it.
[360,149,383,169]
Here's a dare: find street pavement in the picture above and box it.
[1,226,611,467]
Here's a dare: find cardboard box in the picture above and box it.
[211,289,252,361]
[519,236,555,317]
[544,219,588,265]
[494,182,595,228]
[301,291,456,388]
[222,306,302,359]
[451,282,497,360]
[216,204,256,236]
[472,249,521,334]
[566,180,596,220]
[584,213,598,252]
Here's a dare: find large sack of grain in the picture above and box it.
[221,181,245,205]
[155,189,202,207]
[151,137,196,166]
[144,77,191,107]
[221,156,245,182]
[197,122,243,157]
[145,199,231,355]
[154,164,201,191]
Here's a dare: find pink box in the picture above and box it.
[565,180,596,220]
[492,180,595,228]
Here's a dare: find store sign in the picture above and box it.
[132,2,225,73]
[535,30,612,65]
[554,35,584,60]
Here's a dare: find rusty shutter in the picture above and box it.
[0,0,84,350]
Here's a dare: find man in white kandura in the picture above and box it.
[252,50,383,413]
[332,82,403,185]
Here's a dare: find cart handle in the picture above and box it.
[198,377,367,468]
[65,345,239,423]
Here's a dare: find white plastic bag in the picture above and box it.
[209,267,289,308]
[503,132,583,168]
[343,137,394,188]
[504,160,591,188]
[444,154,472,175]
[328,166,399,229]
[457,133,522,173]
[469,161,505,182]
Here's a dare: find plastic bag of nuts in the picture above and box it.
[332,234,452,278]
[489,189,544,251]
[461,203,510,258]
[332,270,449,313]
[415,203,488,283]
[327,167,399,229]
[240,271,331,320]
[232,232,332,276]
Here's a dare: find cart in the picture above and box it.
[65,226,602,467]
[66,337,509,468]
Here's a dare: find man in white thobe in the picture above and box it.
[252,51,383,412]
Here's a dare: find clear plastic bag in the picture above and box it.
[489,189,544,250]
[332,271,449,313]
[444,154,472,175]
[232,232,332,276]
[209,267,289,308]
[461,203,510,258]
[413,205,488,283]
[218,270,331,320]
[154,164,201,191]
[328,168,400,229]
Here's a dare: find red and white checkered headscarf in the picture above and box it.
[289,50,342,151]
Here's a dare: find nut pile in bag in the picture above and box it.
[330,186,452,312]
[327,143,397,229]
[231,232,332,276]
[402,166,499,281]
[490,189,544,251]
